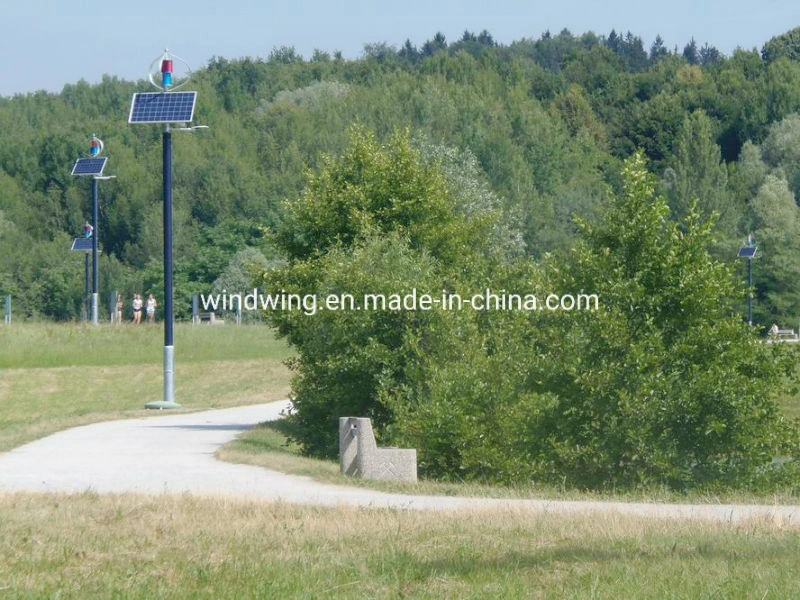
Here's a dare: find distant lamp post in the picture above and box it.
[128,49,207,410]
[70,135,115,324]
[737,234,758,326]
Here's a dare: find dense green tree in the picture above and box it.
[662,110,732,228]
[699,43,722,66]
[683,38,699,65]
[390,152,798,489]
[747,174,800,326]
[421,32,447,57]
[532,152,796,488]
[762,26,800,62]
[649,35,668,61]
[761,112,800,200]
[398,39,420,64]
[262,127,502,457]
[764,59,800,122]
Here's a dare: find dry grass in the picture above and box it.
[0,492,798,599]
[0,358,290,452]
[220,422,800,508]
[2,323,800,597]
[0,324,293,452]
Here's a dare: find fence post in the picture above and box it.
[3,295,10,324]
[192,293,199,325]
[108,291,118,322]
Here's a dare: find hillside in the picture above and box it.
[1,27,800,324]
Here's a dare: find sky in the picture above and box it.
[0,0,798,97]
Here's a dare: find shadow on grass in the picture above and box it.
[404,536,800,579]
[235,420,302,453]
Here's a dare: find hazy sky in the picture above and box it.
[1,0,797,97]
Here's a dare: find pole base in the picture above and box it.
[145,400,182,410]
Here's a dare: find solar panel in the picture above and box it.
[71,238,93,252]
[71,157,107,177]
[128,91,197,124]
[738,246,757,258]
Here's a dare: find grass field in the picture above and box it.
[0,323,293,451]
[220,419,800,507]
[1,492,799,599]
[2,322,800,598]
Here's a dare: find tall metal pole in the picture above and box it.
[748,257,753,327]
[84,254,90,321]
[91,177,99,325]
[163,126,176,405]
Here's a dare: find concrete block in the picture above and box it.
[339,417,417,483]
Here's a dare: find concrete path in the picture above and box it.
[1,400,798,526]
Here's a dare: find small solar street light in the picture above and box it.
[71,135,113,325]
[737,235,758,326]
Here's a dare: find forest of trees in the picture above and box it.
[2,26,800,326]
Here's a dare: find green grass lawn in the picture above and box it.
[0,323,293,451]
[1,492,798,599]
[2,322,800,598]
[220,420,800,507]
[0,321,289,368]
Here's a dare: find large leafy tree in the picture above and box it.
[526,152,796,488]
[748,174,800,326]
[387,152,798,490]
[262,127,501,457]
[761,113,800,202]
[762,26,800,62]
[663,110,731,227]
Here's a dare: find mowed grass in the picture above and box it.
[0,322,289,368]
[0,492,798,599]
[220,421,800,506]
[0,323,293,451]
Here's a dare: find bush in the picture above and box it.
[390,152,799,489]
[266,134,799,490]
[262,126,501,457]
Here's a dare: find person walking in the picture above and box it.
[146,293,157,324]
[132,293,143,324]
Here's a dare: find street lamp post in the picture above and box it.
[71,135,114,325]
[737,235,758,327]
[128,49,205,410]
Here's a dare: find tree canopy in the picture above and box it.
[2,26,800,323]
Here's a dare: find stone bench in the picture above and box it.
[339,417,417,483]
[767,327,799,343]
[193,312,225,325]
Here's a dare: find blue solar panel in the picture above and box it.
[71,157,107,177]
[71,238,93,252]
[128,91,197,124]
[738,246,757,258]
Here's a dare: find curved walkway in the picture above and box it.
[0,400,798,526]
